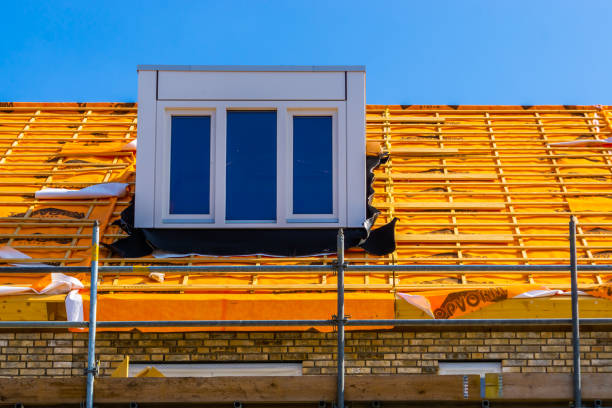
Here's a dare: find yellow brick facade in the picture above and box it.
[2,329,612,377]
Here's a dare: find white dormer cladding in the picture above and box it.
[135,65,366,229]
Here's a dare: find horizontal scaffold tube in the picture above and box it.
[0,265,336,273]
[1,264,612,274]
[0,321,88,328]
[3,318,612,329]
[95,320,335,328]
[347,318,612,326]
[346,264,612,272]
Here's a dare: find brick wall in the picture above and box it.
[1,329,612,377]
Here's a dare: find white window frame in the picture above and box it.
[153,101,345,229]
[136,66,366,229]
[286,108,339,224]
[158,107,216,225]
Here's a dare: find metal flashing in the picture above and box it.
[137,65,366,72]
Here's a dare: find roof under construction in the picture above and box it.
[1,103,612,325]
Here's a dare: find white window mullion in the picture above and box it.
[215,103,227,225]
[276,106,288,227]
[338,104,348,227]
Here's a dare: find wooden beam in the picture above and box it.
[486,373,612,401]
[0,295,66,321]
[345,374,480,401]
[2,374,612,404]
[376,202,505,211]
[382,173,498,181]
[398,234,514,243]
[0,105,136,111]
[367,116,446,123]
[0,298,48,321]
[0,375,480,404]
[391,147,460,156]
[93,283,394,292]
[368,129,611,135]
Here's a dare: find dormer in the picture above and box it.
[135,65,365,229]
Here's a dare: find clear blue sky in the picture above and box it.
[1,0,610,104]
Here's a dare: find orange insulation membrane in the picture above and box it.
[0,103,611,328]
[79,292,394,332]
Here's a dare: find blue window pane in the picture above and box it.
[226,111,277,221]
[169,116,211,214]
[293,116,333,214]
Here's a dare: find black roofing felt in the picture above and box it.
[107,154,396,257]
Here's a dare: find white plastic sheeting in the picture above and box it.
[35,182,129,199]
[549,136,612,147]
[65,290,84,322]
[397,288,592,319]
[0,246,85,322]
[0,272,83,296]
[122,139,137,151]
[396,293,434,318]
[0,245,49,267]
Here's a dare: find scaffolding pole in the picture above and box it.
[570,216,582,408]
[336,228,345,408]
[85,221,99,408]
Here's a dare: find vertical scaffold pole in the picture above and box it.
[336,228,345,408]
[570,216,582,408]
[86,221,100,408]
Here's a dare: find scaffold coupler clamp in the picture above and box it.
[331,315,338,332]
[330,260,349,275]
[331,314,350,330]
[332,314,350,323]
[84,360,100,377]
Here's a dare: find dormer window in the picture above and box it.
[135,66,365,229]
